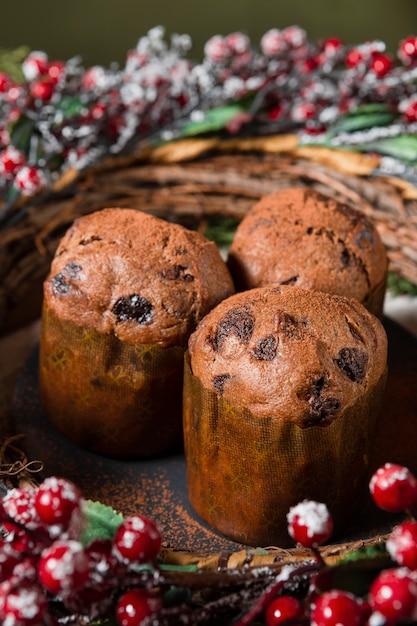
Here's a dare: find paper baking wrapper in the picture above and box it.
[39,305,185,458]
[183,352,387,548]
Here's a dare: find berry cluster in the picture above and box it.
[0,476,162,625]
[1,27,417,219]
[3,463,417,625]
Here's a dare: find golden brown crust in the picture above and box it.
[227,188,387,312]
[43,208,235,348]
[188,286,388,426]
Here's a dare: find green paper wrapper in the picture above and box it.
[183,352,387,548]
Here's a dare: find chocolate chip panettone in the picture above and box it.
[39,207,234,458]
[184,286,388,546]
[227,188,388,317]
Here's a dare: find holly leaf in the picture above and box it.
[329,110,397,135]
[54,95,87,120]
[179,104,247,137]
[9,115,35,156]
[80,500,123,545]
[356,134,417,162]
[0,45,29,82]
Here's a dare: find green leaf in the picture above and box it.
[180,104,247,137]
[9,115,35,156]
[80,500,123,545]
[387,272,417,296]
[356,134,417,162]
[54,95,86,120]
[329,111,397,135]
[0,45,29,82]
[204,217,239,248]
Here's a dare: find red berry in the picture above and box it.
[113,515,162,563]
[116,589,162,626]
[3,584,47,626]
[402,99,417,122]
[346,48,364,68]
[369,568,417,622]
[369,463,417,512]
[14,166,45,195]
[2,487,40,529]
[291,101,316,123]
[0,72,11,92]
[311,590,362,626]
[22,51,48,81]
[82,65,107,90]
[265,595,304,626]
[398,35,417,65]
[204,35,231,63]
[322,37,344,57]
[386,521,417,568]
[287,500,333,548]
[283,26,307,49]
[35,476,82,527]
[46,60,65,84]
[0,542,20,582]
[370,53,394,77]
[225,32,250,56]
[0,146,26,176]
[30,79,54,101]
[38,540,89,594]
[260,29,288,56]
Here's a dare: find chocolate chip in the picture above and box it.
[280,276,299,286]
[79,235,102,246]
[304,396,341,426]
[112,295,154,324]
[64,261,82,279]
[159,265,194,282]
[51,273,70,295]
[212,374,231,394]
[211,307,255,351]
[274,311,305,339]
[340,247,350,267]
[335,347,368,382]
[251,335,277,361]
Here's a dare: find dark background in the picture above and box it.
[3,0,417,67]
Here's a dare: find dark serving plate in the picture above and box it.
[12,317,417,554]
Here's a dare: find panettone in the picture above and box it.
[39,207,234,458]
[184,286,388,546]
[227,188,388,317]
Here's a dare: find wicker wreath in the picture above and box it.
[1,135,417,334]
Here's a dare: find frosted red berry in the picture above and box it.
[260,29,288,56]
[2,584,47,626]
[345,48,364,68]
[30,79,54,101]
[14,166,45,195]
[370,53,393,77]
[0,146,26,176]
[113,515,162,563]
[35,476,82,527]
[265,595,304,626]
[22,51,48,81]
[0,72,10,92]
[403,99,417,122]
[386,521,417,569]
[369,568,417,622]
[38,540,89,594]
[46,60,65,84]
[398,35,417,65]
[2,487,40,529]
[311,590,362,626]
[287,500,333,548]
[322,37,344,57]
[116,589,162,626]
[204,35,231,63]
[369,463,417,512]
